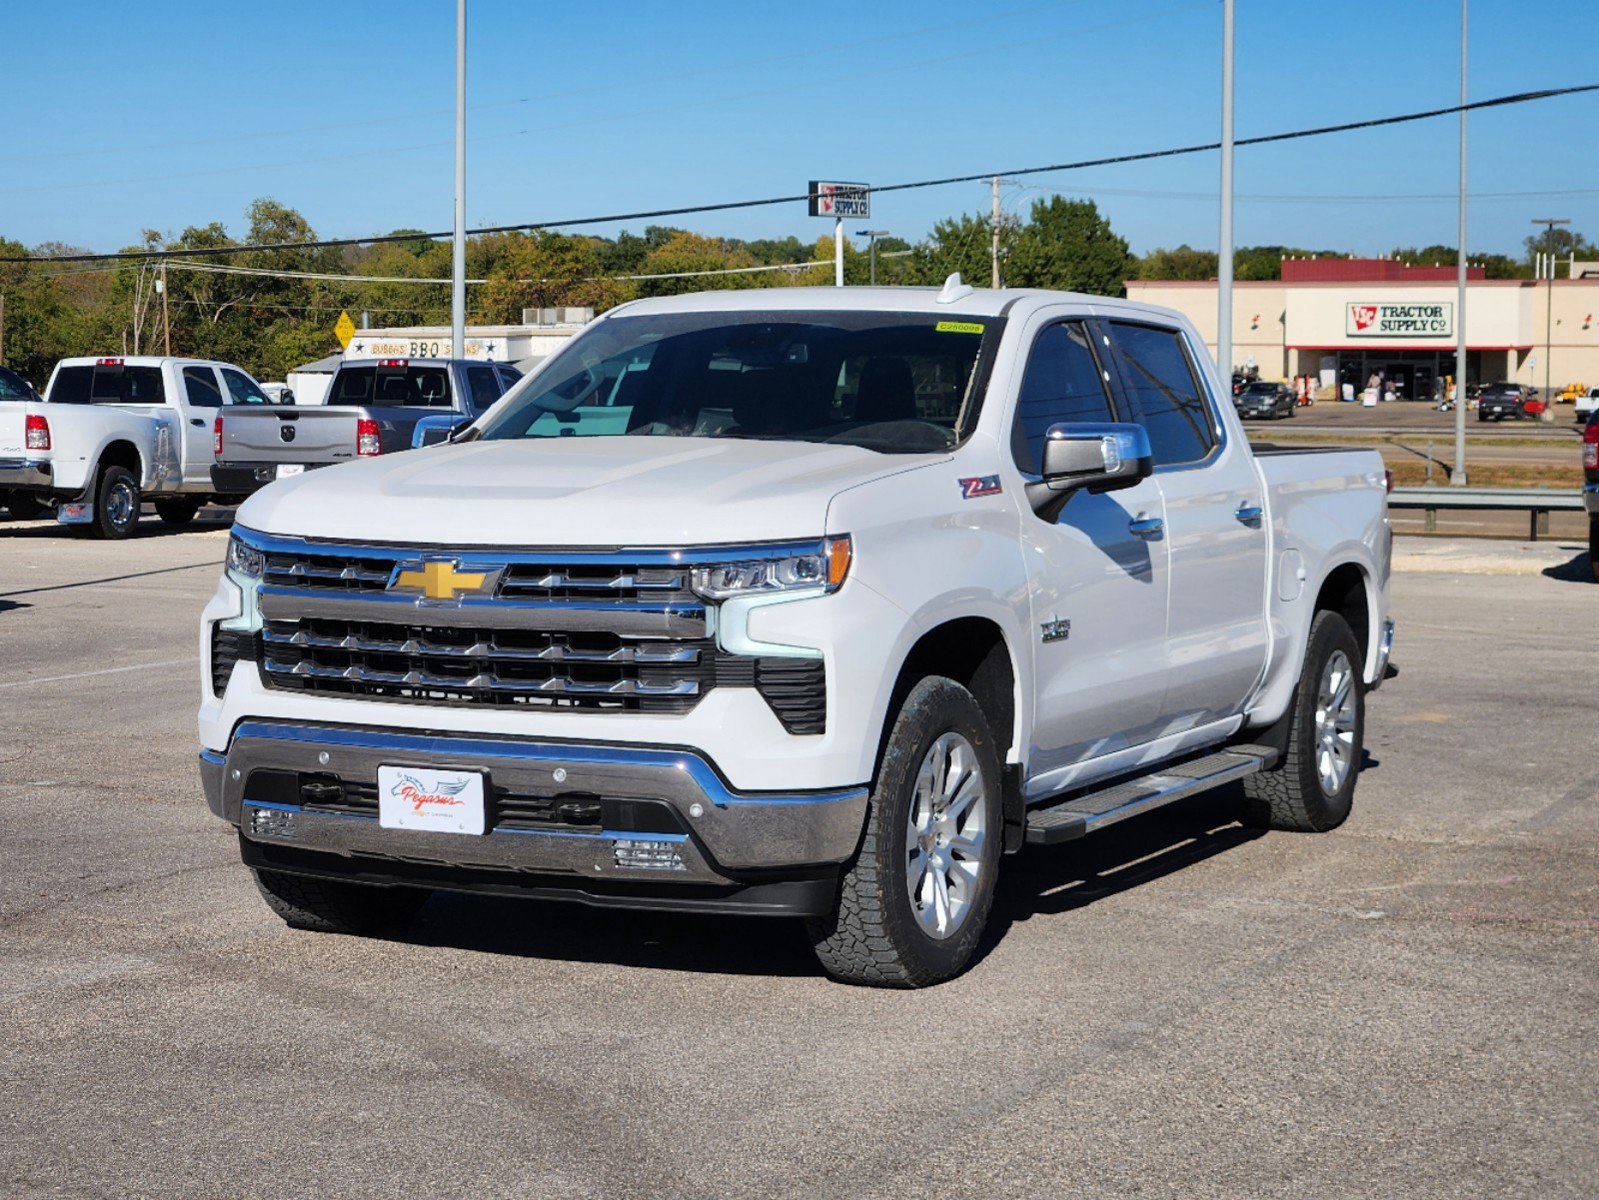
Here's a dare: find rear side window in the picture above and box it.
[1104,323,1216,467]
[222,369,271,406]
[49,364,166,405]
[328,365,453,408]
[0,366,34,400]
[1011,322,1115,474]
[183,367,223,408]
[463,365,503,414]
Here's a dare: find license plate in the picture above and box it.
[276,463,305,478]
[377,765,486,835]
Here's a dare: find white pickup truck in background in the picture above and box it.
[201,282,1394,987]
[0,355,278,538]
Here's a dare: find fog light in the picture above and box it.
[612,838,687,872]
[248,805,298,839]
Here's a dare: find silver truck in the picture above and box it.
[212,358,522,494]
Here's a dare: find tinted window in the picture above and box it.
[1011,322,1114,473]
[221,368,271,406]
[328,365,453,408]
[496,365,522,391]
[49,364,166,405]
[0,366,35,400]
[183,366,223,408]
[463,365,503,414]
[1105,323,1216,466]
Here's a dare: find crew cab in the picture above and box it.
[199,282,1394,987]
[0,355,274,538]
[212,357,521,493]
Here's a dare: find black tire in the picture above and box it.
[5,490,49,520]
[807,676,1003,988]
[1242,610,1365,833]
[252,868,429,935]
[153,497,202,527]
[90,465,140,540]
[1589,516,1599,584]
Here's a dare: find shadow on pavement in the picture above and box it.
[1541,549,1595,584]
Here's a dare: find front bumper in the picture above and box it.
[202,721,868,910]
[0,458,52,490]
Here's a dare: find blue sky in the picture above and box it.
[4,0,1596,259]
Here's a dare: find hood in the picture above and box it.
[236,436,935,547]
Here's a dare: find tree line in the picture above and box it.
[0,195,1587,386]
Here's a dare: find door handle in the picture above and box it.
[1235,503,1264,525]
[189,418,206,427]
[1129,516,1164,538]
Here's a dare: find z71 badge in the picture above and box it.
[958,475,1002,499]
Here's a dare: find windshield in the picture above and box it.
[476,311,1003,454]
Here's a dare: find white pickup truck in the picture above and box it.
[198,282,1394,987]
[0,355,278,537]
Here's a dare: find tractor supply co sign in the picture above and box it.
[809,181,871,219]
[1346,301,1453,338]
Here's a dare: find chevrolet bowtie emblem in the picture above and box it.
[390,559,497,603]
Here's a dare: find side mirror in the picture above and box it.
[1026,422,1153,520]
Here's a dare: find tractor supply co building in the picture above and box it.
[1126,258,1599,399]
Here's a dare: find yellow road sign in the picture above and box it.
[333,310,356,349]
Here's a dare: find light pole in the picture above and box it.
[1451,0,1467,485]
[1531,217,1569,423]
[451,0,467,360]
[857,230,890,285]
[1218,0,1235,382]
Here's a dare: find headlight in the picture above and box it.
[226,533,265,578]
[691,536,851,601]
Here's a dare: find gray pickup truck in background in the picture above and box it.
[212,357,521,493]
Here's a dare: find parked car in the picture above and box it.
[1574,386,1599,423]
[1234,380,1296,420]
[260,383,297,406]
[1476,382,1529,422]
[1583,409,1598,582]
[199,282,1393,987]
[0,365,49,518]
[0,356,272,538]
[212,357,521,495]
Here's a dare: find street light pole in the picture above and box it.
[1217,0,1235,383]
[451,0,467,359]
[857,230,890,285]
[1451,0,1467,485]
[1531,217,1569,424]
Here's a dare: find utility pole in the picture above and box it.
[991,176,1001,288]
[1451,0,1467,484]
[0,294,6,366]
[1532,217,1568,424]
[857,230,890,285]
[450,0,467,359]
[161,261,171,355]
[1218,0,1235,382]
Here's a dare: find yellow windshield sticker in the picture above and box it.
[935,320,985,335]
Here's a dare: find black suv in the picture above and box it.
[1476,382,1528,422]
[1234,381,1296,420]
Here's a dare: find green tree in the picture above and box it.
[912,212,1013,289]
[477,231,630,320]
[1524,225,1594,265]
[634,232,759,297]
[1137,244,1220,280]
[1006,196,1133,296]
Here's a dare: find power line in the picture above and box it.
[4,83,1594,267]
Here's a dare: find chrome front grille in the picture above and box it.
[262,619,712,712]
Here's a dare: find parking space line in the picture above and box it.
[0,658,194,689]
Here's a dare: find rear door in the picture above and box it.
[1101,320,1269,730]
[1015,317,1171,789]
[179,365,225,484]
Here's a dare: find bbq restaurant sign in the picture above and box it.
[1346,302,1453,338]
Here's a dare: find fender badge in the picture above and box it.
[959,475,1002,499]
[1041,617,1072,643]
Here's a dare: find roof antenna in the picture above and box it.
[937,272,975,304]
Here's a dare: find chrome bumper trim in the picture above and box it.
[0,459,52,489]
[206,721,868,874]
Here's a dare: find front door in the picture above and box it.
[1014,319,1171,794]
[1102,320,1270,733]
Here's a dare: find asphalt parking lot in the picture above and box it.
[2,519,1595,1199]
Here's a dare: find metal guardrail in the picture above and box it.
[1388,486,1585,541]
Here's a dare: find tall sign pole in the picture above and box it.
[809,182,870,288]
[451,0,467,358]
[1452,0,1467,484]
[1217,0,1235,381]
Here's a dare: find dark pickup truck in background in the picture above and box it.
[211,357,521,493]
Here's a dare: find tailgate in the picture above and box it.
[0,402,30,458]
[219,407,359,465]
